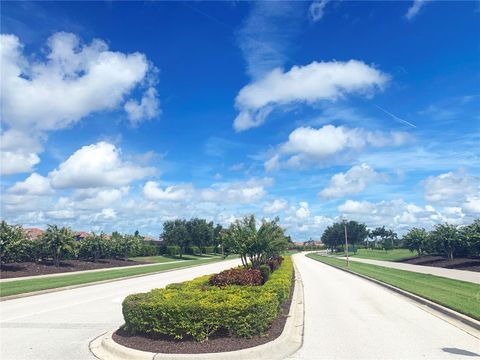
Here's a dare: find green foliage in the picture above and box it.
[41,225,75,267]
[430,223,466,260]
[402,228,429,255]
[221,215,289,267]
[166,245,180,256]
[368,226,398,251]
[112,233,141,260]
[258,264,271,284]
[462,219,480,256]
[122,256,293,342]
[78,233,109,262]
[0,221,32,263]
[322,221,368,251]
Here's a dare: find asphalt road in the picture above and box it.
[1,254,479,360]
[0,258,241,360]
[288,253,480,360]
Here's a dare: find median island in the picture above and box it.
[115,255,294,353]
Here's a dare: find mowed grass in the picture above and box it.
[131,253,220,263]
[307,253,480,320]
[0,257,225,298]
[334,248,415,261]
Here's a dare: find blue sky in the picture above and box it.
[1,1,479,240]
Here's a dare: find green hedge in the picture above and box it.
[122,256,293,341]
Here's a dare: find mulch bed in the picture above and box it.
[397,255,480,272]
[112,274,295,354]
[0,259,146,279]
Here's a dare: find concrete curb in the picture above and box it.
[0,260,185,283]
[90,264,305,360]
[0,258,233,302]
[308,255,480,338]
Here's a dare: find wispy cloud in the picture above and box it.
[375,105,417,128]
[237,1,304,79]
[405,0,428,21]
[309,0,330,22]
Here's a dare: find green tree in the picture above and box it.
[41,225,75,267]
[402,227,429,255]
[322,221,368,253]
[462,219,480,257]
[79,232,108,262]
[221,215,288,267]
[0,221,32,263]
[112,233,141,261]
[162,219,191,258]
[430,223,465,260]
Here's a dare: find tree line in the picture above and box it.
[0,221,146,266]
[161,218,223,258]
[321,218,480,260]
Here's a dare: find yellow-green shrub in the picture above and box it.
[122,256,293,341]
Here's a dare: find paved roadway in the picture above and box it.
[339,256,479,284]
[1,254,479,360]
[0,258,241,360]
[288,253,480,360]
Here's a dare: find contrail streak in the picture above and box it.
[375,105,417,128]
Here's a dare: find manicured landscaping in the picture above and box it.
[122,256,293,343]
[131,254,220,263]
[0,257,225,298]
[307,253,480,320]
[333,248,415,261]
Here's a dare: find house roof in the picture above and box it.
[24,228,45,240]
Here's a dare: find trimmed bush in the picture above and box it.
[166,245,180,256]
[209,268,263,286]
[259,264,271,284]
[267,255,284,271]
[122,256,293,342]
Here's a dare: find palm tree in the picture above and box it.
[42,225,75,267]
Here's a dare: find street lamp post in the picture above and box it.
[342,217,349,267]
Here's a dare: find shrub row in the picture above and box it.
[208,268,263,286]
[122,256,294,342]
[267,255,284,271]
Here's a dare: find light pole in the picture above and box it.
[342,217,349,267]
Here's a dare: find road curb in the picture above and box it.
[89,263,304,360]
[308,255,480,337]
[0,258,233,302]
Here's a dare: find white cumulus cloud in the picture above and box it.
[234,60,389,131]
[143,182,193,202]
[124,87,161,125]
[263,199,288,214]
[0,32,160,175]
[49,142,155,189]
[8,173,53,196]
[265,125,411,170]
[319,164,382,198]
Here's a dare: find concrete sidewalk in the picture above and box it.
[0,258,217,283]
[339,256,480,283]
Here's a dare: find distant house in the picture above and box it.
[24,228,44,240]
[294,240,323,247]
[74,231,90,241]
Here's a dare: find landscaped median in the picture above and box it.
[0,257,226,298]
[90,255,305,359]
[307,253,480,321]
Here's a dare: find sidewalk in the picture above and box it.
[0,259,189,283]
[339,256,479,284]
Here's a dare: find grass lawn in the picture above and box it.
[307,253,480,320]
[334,248,415,261]
[0,256,226,298]
[131,253,220,263]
